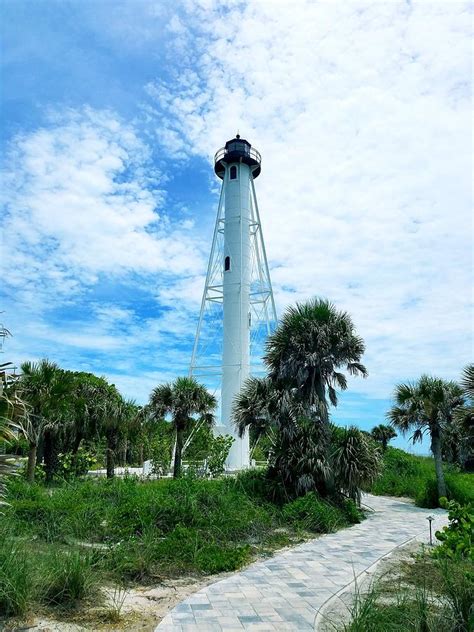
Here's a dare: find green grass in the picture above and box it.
[0,471,360,618]
[328,549,474,632]
[369,448,474,508]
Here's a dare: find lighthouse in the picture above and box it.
[190,135,276,470]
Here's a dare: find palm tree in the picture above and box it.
[18,360,65,482]
[370,424,397,451]
[387,376,464,499]
[101,394,135,479]
[264,298,367,423]
[332,426,382,505]
[0,363,27,505]
[453,364,474,468]
[149,377,216,478]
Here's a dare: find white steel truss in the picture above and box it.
[190,176,277,389]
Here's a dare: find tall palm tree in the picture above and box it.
[453,364,474,468]
[0,363,27,505]
[387,376,464,498]
[149,377,216,478]
[370,424,397,451]
[18,360,65,482]
[264,298,367,423]
[101,394,135,479]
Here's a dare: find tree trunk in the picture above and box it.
[382,438,388,451]
[431,428,447,499]
[106,435,116,479]
[44,430,57,484]
[36,435,44,465]
[27,443,37,482]
[173,428,184,478]
[138,443,144,467]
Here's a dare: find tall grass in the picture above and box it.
[326,549,474,632]
[0,472,361,617]
[40,550,95,607]
[369,448,474,507]
[0,538,33,616]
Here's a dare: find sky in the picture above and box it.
[1,0,472,454]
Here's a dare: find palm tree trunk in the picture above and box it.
[430,428,447,499]
[106,443,115,479]
[44,430,57,484]
[173,428,184,478]
[27,443,37,482]
[36,435,44,465]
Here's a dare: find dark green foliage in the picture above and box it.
[369,447,474,507]
[282,492,354,533]
[195,544,251,573]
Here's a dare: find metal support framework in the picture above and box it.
[189,168,277,468]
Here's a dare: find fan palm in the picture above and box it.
[18,360,66,482]
[387,376,464,498]
[453,364,474,467]
[149,377,216,478]
[370,424,397,451]
[0,363,27,505]
[264,298,367,422]
[101,394,135,479]
[332,426,382,505]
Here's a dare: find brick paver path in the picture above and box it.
[155,494,448,631]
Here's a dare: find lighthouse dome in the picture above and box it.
[214,135,261,179]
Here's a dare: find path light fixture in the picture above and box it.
[427,515,435,545]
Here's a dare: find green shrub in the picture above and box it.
[434,499,474,561]
[282,492,347,533]
[370,448,474,508]
[40,551,95,606]
[0,540,33,616]
[56,449,97,480]
[195,544,251,573]
[415,478,442,508]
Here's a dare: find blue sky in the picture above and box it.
[1,1,472,454]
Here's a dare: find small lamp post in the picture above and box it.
[427,515,435,546]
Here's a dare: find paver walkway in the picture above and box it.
[155,495,448,631]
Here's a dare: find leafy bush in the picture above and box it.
[56,448,96,480]
[282,492,350,533]
[206,434,234,477]
[434,499,474,561]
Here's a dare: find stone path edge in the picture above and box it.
[313,529,428,630]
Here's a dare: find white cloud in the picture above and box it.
[2,107,204,308]
[145,0,472,398]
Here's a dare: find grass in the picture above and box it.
[0,470,361,619]
[326,548,474,632]
[369,447,474,507]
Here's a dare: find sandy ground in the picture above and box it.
[1,573,233,632]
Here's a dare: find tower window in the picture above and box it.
[230,165,237,180]
[224,256,231,272]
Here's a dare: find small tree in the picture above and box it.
[370,424,397,451]
[149,377,216,478]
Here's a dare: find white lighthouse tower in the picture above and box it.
[190,135,276,470]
